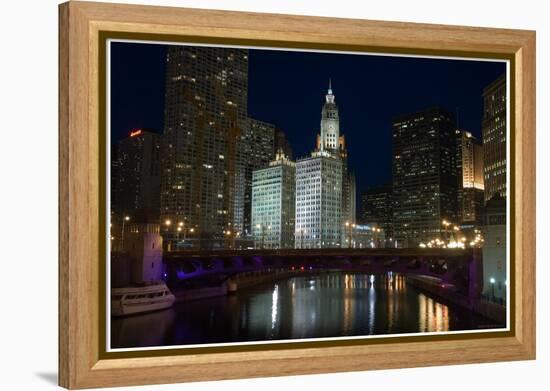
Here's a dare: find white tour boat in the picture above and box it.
[111,282,176,316]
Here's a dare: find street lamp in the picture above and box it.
[233,231,240,249]
[373,227,381,248]
[441,220,451,244]
[345,221,356,248]
[120,215,130,251]
[177,221,187,242]
[164,219,172,251]
[452,225,460,243]
[490,277,496,301]
[176,226,182,248]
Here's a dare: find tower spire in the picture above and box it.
[325,78,335,104]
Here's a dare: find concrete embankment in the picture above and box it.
[406,275,506,324]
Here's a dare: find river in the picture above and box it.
[111,272,500,349]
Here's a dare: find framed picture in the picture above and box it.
[59,1,536,389]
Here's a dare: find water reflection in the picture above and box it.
[111,307,176,348]
[418,293,450,332]
[111,272,497,349]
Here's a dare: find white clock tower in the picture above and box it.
[319,79,340,152]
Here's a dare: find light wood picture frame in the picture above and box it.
[59,1,536,389]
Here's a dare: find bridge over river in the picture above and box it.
[163,248,484,302]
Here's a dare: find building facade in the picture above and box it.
[251,151,296,249]
[233,118,276,236]
[482,74,507,203]
[314,81,355,244]
[456,130,485,224]
[114,129,162,221]
[160,46,249,249]
[481,194,507,303]
[352,224,387,249]
[360,184,393,241]
[295,151,342,248]
[392,107,458,247]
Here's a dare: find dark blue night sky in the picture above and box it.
[110,42,505,193]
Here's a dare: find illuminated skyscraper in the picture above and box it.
[160,46,248,249]
[392,107,458,247]
[296,82,344,248]
[251,150,296,249]
[295,151,342,248]
[315,80,355,238]
[233,118,275,236]
[456,130,485,224]
[482,74,507,202]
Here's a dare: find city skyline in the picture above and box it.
[109,41,509,348]
[110,42,505,194]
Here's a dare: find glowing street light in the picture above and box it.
[345,221,356,248]
[163,219,173,251]
[120,215,130,250]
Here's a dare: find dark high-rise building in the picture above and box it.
[456,130,485,224]
[360,185,393,239]
[274,128,293,160]
[114,129,162,221]
[348,172,357,224]
[482,74,507,202]
[111,158,122,214]
[392,107,458,247]
[234,118,275,236]
[339,139,356,227]
[161,46,248,249]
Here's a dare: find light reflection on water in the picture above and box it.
[111,272,497,349]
